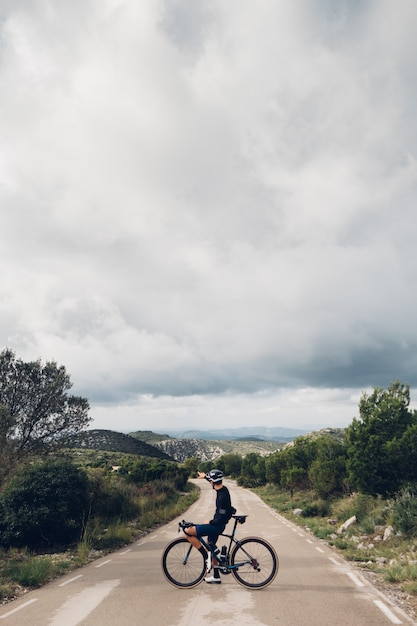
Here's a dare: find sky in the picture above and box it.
[1,0,417,435]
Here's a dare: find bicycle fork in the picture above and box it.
[234,541,261,571]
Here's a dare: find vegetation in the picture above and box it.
[0,459,90,549]
[346,381,417,496]
[0,349,90,484]
[254,484,417,614]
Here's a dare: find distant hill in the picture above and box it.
[66,429,174,460]
[158,426,309,442]
[130,430,285,462]
[67,427,346,465]
[296,427,346,444]
[130,430,173,444]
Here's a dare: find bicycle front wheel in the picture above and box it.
[231,537,278,589]
[161,538,206,588]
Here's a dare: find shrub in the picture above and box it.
[93,523,132,550]
[301,500,330,518]
[87,469,140,521]
[0,459,89,549]
[4,557,54,587]
[392,487,417,537]
[331,493,374,523]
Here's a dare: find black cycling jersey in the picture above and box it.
[210,485,233,527]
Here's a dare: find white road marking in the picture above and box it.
[315,547,325,553]
[119,549,132,555]
[306,539,313,544]
[95,559,112,568]
[49,579,120,626]
[373,600,402,624]
[0,599,38,619]
[327,555,403,622]
[59,575,84,587]
[346,572,365,587]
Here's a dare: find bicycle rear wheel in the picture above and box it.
[161,538,206,588]
[231,537,278,589]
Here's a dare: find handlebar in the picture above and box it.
[178,520,194,532]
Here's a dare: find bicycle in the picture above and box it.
[161,514,278,589]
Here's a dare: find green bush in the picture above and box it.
[392,487,417,537]
[126,459,188,491]
[0,459,89,549]
[301,500,330,518]
[331,493,374,523]
[1,553,71,588]
[4,557,54,587]
[92,523,132,550]
[87,469,140,521]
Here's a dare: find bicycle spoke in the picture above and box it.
[231,537,278,589]
[161,538,206,588]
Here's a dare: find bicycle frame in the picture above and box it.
[182,515,255,571]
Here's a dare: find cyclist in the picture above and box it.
[183,468,235,584]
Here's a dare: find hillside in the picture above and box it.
[66,427,346,465]
[66,429,173,460]
[129,430,172,443]
[294,427,346,444]
[160,426,309,442]
[130,430,284,462]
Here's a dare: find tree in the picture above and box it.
[279,437,318,495]
[0,404,16,484]
[0,349,90,479]
[239,453,266,487]
[219,453,242,477]
[308,436,348,499]
[345,381,417,496]
[265,450,286,485]
[385,423,417,485]
[182,456,200,477]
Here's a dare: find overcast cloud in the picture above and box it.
[1,0,417,433]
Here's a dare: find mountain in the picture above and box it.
[129,430,173,443]
[66,429,173,460]
[157,426,309,442]
[130,430,285,462]
[297,427,346,444]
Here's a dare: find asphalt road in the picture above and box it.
[0,479,415,625]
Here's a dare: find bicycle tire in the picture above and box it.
[161,538,206,588]
[230,537,278,589]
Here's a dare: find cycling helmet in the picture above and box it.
[207,469,224,484]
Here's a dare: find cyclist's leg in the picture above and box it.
[182,524,203,551]
[184,524,223,574]
[203,526,224,581]
[183,523,217,550]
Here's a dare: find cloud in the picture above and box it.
[1,0,417,431]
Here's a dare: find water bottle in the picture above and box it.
[220,545,227,564]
